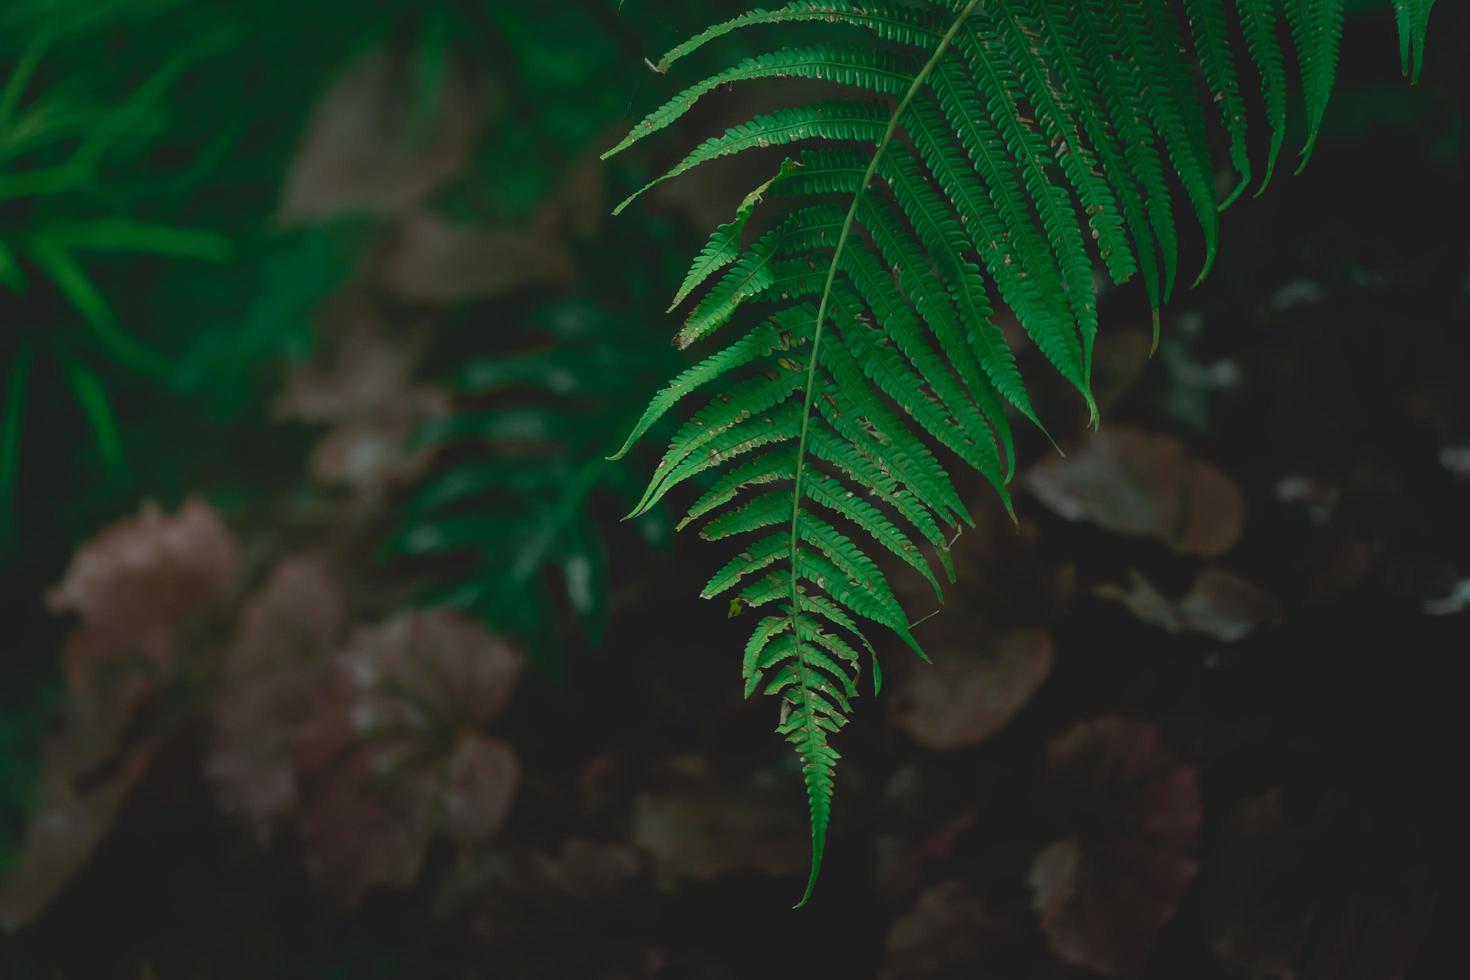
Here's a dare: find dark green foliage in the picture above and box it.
[0,0,547,556]
[386,4,734,672]
[605,0,1435,902]
[393,292,681,676]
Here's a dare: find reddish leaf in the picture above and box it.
[298,756,439,909]
[227,556,346,676]
[1030,716,1202,977]
[293,610,521,907]
[1026,427,1245,556]
[207,557,346,838]
[47,498,238,703]
[209,666,321,840]
[892,628,1054,750]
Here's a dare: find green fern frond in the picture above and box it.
[605,0,1433,904]
[613,102,890,215]
[1236,0,1290,192]
[1184,0,1253,207]
[603,45,913,161]
[654,1,946,73]
[395,297,681,673]
[1287,0,1347,171]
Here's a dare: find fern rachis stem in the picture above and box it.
[785,0,981,909]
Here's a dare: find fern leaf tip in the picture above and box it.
[1219,175,1249,212]
[794,849,824,909]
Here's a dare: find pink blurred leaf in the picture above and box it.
[227,556,347,676]
[298,757,439,908]
[892,628,1054,750]
[1026,427,1245,557]
[294,609,521,907]
[3,499,238,930]
[47,498,238,701]
[207,557,346,838]
[1029,716,1202,977]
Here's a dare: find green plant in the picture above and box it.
[604,0,1435,904]
[1,17,231,549]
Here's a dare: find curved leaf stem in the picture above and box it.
[787,0,981,909]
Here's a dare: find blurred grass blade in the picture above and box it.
[26,239,170,377]
[0,340,36,556]
[41,220,230,261]
[0,23,51,127]
[0,242,25,294]
[61,358,123,477]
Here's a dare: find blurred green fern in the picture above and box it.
[388,2,735,674]
[605,0,1436,904]
[393,287,681,677]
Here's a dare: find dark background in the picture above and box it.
[2,1,1468,977]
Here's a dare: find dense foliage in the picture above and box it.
[1,1,1466,976]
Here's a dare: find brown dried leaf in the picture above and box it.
[1025,427,1245,556]
[0,699,159,931]
[279,49,482,223]
[275,293,447,494]
[274,302,415,425]
[441,734,520,849]
[307,395,447,492]
[47,498,238,700]
[892,628,1054,750]
[1095,568,1282,643]
[382,209,573,305]
[1030,716,1202,977]
[227,556,346,676]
